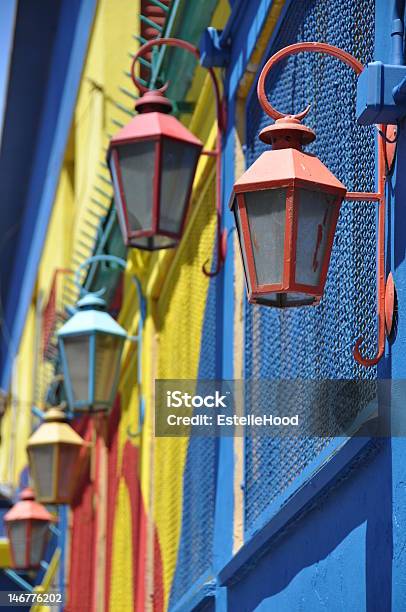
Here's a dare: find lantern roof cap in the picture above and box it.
[20,488,35,501]
[259,117,316,147]
[77,293,106,310]
[4,488,55,523]
[43,407,68,422]
[108,112,203,150]
[134,89,173,114]
[57,294,127,340]
[27,407,85,448]
[231,148,347,200]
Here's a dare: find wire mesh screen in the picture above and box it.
[169,274,220,606]
[244,0,376,532]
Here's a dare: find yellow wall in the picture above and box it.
[0,0,233,609]
[0,303,35,487]
[0,0,141,491]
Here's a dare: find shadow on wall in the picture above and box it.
[226,440,393,612]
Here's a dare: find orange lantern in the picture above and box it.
[230,116,346,307]
[4,488,55,570]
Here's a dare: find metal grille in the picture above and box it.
[169,269,220,606]
[244,0,376,532]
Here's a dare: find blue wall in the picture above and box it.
[225,441,393,611]
[0,0,17,143]
[214,0,404,610]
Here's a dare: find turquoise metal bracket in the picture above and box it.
[3,569,33,592]
[31,374,71,420]
[74,255,146,437]
[31,405,45,420]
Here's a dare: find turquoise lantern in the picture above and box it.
[57,294,127,414]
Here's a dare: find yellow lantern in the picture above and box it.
[27,408,86,505]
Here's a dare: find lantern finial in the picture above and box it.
[76,293,106,310]
[259,116,316,150]
[134,89,173,114]
[43,406,68,422]
[19,487,35,501]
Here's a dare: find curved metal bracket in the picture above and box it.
[31,375,75,420]
[131,38,226,278]
[257,42,363,120]
[351,127,387,367]
[75,255,146,435]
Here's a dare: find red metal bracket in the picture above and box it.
[257,42,364,120]
[351,126,387,367]
[257,42,393,368]
[131,38,227,278]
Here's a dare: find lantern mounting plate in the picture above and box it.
[385,272,396,337]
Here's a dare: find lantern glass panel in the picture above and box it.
[295,188,336,287]
[110,161,130,239]
[94,334,124,407]
[233,201,252,294]
[244,189,286,286]
[159,138,200,234]
[8,521,27,568]
[115,141,155,232]
[30,520,49,567]
[57,444,81,502]
[63,335,90,403]
[28,445,55,501]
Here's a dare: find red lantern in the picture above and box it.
[230,116,346,307]
[108,90,203,250]
[4,488,55,570]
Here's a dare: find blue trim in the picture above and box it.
[170,573,216,612]
[376,2,406,611]
[244,0,295,111]
[211,0,295,600]
[219,0,245,47]
[3,570,33,592]
[211,0,296,590]
[211,44,238,608]
[227,0,294,101]
[0,0,17,141]
[0,0,97,390]
[58,505,68,600]
[219,435,376,587]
